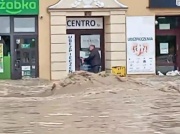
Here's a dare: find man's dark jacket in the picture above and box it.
[84,48,101,67]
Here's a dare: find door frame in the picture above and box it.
[156,29,180,69]
[67,29,105,71]
[11,35,39,79]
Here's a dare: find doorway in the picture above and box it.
[156,35,178,73]
[0,16,38,79]
[155,16,180,73]
[67,29,105,72]
[12,36,38,79]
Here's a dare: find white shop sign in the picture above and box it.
[126,16,156,74]
[67,34,75,73]
[66,18,103,29]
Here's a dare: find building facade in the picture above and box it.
[48,0,127,80]
[0,0,179,80]
[121,0,180,74]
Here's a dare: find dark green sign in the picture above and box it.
[0,0,39,15]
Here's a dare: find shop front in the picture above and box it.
[48,0,127,80]
[150,0,180,73]
[0,0,39,79]
[66,17,105,72]
[119,0,180,75]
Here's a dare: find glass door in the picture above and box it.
[156,35,177,73]
[80,34,101,71]
[12,36,38,79]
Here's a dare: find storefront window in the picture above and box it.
[14,18,35,32]
[0,17,10,33]
[156,16,180,30]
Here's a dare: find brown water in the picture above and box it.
[0,75,180,134]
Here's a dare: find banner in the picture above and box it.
[67,34,75,73]
[126,16,156,74]
[0,43,3,73]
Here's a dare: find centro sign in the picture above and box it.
[0,0,39,15]
[66,18,103,29]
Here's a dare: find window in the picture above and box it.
[14,18,35,32]
[0,17,10,33]
[156,16,180,30]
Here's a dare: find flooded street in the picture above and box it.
[1,73,180,134]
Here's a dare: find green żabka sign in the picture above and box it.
[0,0,39,15]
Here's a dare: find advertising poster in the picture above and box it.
[0,43,3,73]
[126,16,156,74]
[67,34,75,73]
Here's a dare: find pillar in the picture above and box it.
[105,10,126,72]
[50,12,68,80]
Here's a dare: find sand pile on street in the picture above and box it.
[54,71,111,88]
[1,71,180,98]
[0,71,129,97]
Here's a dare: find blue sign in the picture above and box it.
[149,0,180,8]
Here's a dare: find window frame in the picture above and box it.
[12,16,38,33]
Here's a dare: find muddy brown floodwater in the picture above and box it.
[0,72,180,134]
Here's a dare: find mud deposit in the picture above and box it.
[0,72,180,134]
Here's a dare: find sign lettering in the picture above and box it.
[66,18,103,29]
[67,35,75,73]
[128,37,153,41]
[0,0,39,15]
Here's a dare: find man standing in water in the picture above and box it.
[82,45,101,73]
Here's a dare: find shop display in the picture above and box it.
[0,43,4,73]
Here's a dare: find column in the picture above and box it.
[50,12,67,80]
[105,10,126,72]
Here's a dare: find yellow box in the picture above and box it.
[111,66,126,77]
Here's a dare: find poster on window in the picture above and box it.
[160,43,169,54]
[67,34,75,73]
[0,43,3,73]
[21,66,31,77]
[126,16,156,74]
[81,35,100,48]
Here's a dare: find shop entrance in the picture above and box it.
[12,36,38,79]
[67,17,105,72]
[155,16,180,73]
[0,16,38,79]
